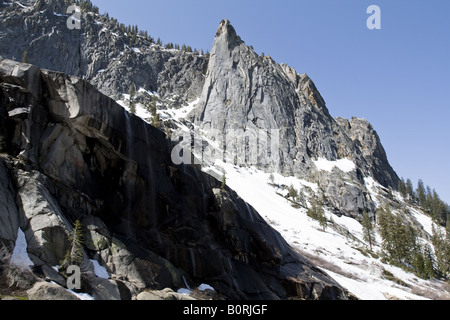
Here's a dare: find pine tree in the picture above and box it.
[406,178,415,203]
[61,220,84,268]
[432,225,450,279]
[398,178,407,199]
[129,101,136,114]
[128,83,135,105]
[307,200,327,230]
[362,210,375,251]
[416,179,426,207]
[423,244,436,279]
[152,113,161,128]
[317,205,327,231]
[22,50,29,63]
[288,184,298,201]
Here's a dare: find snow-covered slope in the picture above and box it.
[203,161,449,300]
[120,92,450,300]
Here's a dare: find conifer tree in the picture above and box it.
[22,50,29,63]
[129,83,135,103]
[362,211,375,251]
[307,199,327,230]
[416,179,426,207]
[288,184,298,201]
[129,101,136,114]
[152,113,160,128]
[398,178,407,199]
[432,225,450,279]
[318,205,327,231]
[61,220,84,268]
[406,178,415,202]
[423,244,436,279]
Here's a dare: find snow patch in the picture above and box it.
[314,158,356,173]
[177,288,192,295]
[132,47,142,54]
[11,228,34,271]
[67,288,95,300]
[203,161,443,300]
[90,259,110,279]
[198,283,215,292]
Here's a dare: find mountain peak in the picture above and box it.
[214,19,242,50]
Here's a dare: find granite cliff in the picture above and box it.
[0,0,420,300]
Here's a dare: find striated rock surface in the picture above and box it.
[0,57,349,300]
[190,19,398,218]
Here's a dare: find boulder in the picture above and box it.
[26,281,79,300]
[136,288,196,301]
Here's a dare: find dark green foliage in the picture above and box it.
[60,220,84,268]
[362,211,375,251]
[377,207,418,267]
[307,200,327,231]
[129,101,136,114]
[22,50,29,63]
[416,179,426,207]
[76,0,99,14]
[432,225,450,279]
[413,244,436,279]
[288,184,298,200]
[406,178,415,202]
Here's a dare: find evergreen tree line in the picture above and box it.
[398,178,449,226]
[372,206,450,280]
[72,0,99,14]
[73,0,208,56]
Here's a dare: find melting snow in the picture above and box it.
[314,158,356,173]
[11,228,34,271]
[203,161,445,300]
[90,259,110,279]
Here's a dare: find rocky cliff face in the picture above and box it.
[0,0,406,300]
[0,57,349,299]
[0,0,207,104]
[191,19,398,219]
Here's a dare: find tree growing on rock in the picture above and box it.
[61,220,84,269]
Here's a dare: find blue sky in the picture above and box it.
[91,0,450,203]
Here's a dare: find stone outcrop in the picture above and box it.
[190,19,398,218]
[0,57,349,300]
[26,281,79,300]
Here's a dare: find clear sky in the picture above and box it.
[91,0,450,203]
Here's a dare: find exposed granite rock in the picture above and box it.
[136,288,196,301]
[0,57,349,300]
[27,281,79,300]
[335,117,399,189]
[190,19,398,218]
[0,0,207,103]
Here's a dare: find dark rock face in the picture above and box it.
[0,57,349,300]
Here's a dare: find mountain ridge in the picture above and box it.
[0,0,449,300]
